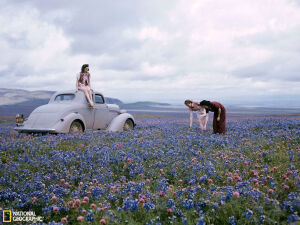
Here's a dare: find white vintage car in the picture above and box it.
[14,90,135,133]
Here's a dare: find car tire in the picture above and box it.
[123,119,134,131]
[69,121,83,133]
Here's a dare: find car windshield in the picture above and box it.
[54,94,75,102]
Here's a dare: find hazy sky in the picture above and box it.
[0,0,299,106]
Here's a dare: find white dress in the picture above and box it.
[190,101,207,119]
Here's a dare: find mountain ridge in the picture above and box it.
[0,88,171,117]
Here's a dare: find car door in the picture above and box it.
[93,94,110,129]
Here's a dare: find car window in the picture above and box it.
[95,94,105,104]
[54,94,75,102]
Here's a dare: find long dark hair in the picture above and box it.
[81,64,89,73]
[184,100,192,106]
[200,100,211,108]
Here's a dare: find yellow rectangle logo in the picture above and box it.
[3,210,11,222]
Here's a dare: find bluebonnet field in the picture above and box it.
[0,111,299,224]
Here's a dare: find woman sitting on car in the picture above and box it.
[76,64,94,108]
[184,99,209,130]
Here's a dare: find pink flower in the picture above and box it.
[75,199,81,206]
[268,189,274,194]
[146,179,151,183]
[51,195,57,202]
[32,197,38,202]
[82,209,86,214]
[93,179,97,183]
[60,179,65,184]
[178,179,183,183]
[83,196,89,203]
[53,206,59,212]
[233,191,240,198]
[67,200,74,207]
[284,185,289,190]
[77,216,84,222]
[79,182,84,187]
[100,218,106,224]
[61,217,67,223]
[139,198,145,203]
[234,175,242,181]
[90,203,96,208]
[167,208,173,213]
[159,192,166,197]
[127,158,132,163]
[251,170,258,176]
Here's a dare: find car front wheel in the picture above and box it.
[69,121,83,133]
[123,119,134,131]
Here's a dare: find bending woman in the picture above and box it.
[200,100,226,134]
[76,64,94,108]
[184,99,209,130]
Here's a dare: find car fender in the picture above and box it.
[53,112,87,133]
[107,113,135,132]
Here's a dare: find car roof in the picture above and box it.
[49,90,105,104]
[54,90,104,96]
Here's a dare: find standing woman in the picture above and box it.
[200,100,226,134]
[184,100,209,130]
[76,64,94,108]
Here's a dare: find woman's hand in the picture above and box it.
[217,116,220,122]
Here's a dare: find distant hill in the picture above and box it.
[123,101,171,109]
[0,88,171,118]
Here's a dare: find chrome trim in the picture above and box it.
[14,127,57,133]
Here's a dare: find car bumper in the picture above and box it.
[14,127,57,133]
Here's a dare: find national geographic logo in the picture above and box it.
[1,210,43,223]
[3,210,11,222]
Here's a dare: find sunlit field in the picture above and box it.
[0,112,299,224]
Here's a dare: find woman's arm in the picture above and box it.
[189,110,193,128]
[88,76,93,91]
[217,108,221,121]
[75,75,79,92]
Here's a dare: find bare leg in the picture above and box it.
[199,117,204,130]
[85,90,94,108]
[88,89,93,104]
[87,88,94,107]
[79,87,94,108]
